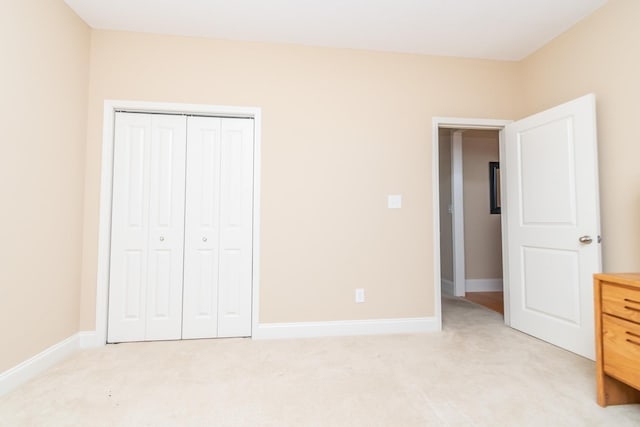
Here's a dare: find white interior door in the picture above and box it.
[216,118,254,337]
[182,116,223,339]
[182,116,254,339]
[108,113,187,343]
[505,94,601,359]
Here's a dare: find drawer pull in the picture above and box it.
[625,331,640,339]
[625,339,640,347]
[624,305,640,313]
[624,298,640,305]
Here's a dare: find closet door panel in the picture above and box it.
[182,117,223,339]
[108,113,153,343]
[108,113,186,343]
[218,118,254,338]
[145,115,187,341]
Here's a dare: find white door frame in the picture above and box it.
[450,130,466,297]
[94,100,262,346]
[432,117,512,326]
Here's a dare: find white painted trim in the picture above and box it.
[254,317,439,339]
[436,118,511,129]
[96,100,262,346]
[451,131,465,297]
[432,117,512,329]
[78,331,100,348]
[498,129,511,325]
[465,279,504,292]
[251,111,262,340]
[431,122,443,332]
[441,279,454,296]
[0,335,79,396]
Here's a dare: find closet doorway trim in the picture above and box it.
[95,100,262,346]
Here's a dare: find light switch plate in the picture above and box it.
[388,194,402,209]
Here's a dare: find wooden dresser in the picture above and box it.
[594,273,640,406]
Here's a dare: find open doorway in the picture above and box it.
[438,128,504,315]
[431,117,512,328]
[433,96,600,359]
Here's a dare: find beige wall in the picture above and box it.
[521,0,640,271]
[462,131,502,280]
[7,0,635,373]
[79,31,520,327]
[438,129,454,282]
[0,1,90,371]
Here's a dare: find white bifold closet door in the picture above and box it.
[108,112,254,343]
[182,117,254,339]
[108,113,187,343]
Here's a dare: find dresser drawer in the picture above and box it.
[603,314,640,390]
[602,283,640,323]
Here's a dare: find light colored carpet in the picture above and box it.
[1,297,639,426]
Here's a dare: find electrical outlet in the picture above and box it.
[355,288,365,303]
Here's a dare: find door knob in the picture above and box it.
[159,236,165,242]
[202,237,207,242]
[578,235,592,244]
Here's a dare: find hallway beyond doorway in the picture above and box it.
[464,291,504,315]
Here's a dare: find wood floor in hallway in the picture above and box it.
[464,291,504,315]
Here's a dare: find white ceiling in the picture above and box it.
[64,0,607,61]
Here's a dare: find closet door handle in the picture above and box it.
[159,236,165,242]
[202,237,208,242]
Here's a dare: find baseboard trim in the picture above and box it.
[254,316,440,339]
[78,331,101,348]
[0,330,103,397]
[465,279,503,292]
[441,279,454,296]
[0,316,440,395]
[0,334,79,397]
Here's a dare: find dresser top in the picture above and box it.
[594,273,640,288]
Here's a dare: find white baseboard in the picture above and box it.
[0,331,102,397]
[0,334,79,397]
[465,279,503,292]
[78,331,101,348]
[253,316,440,339]
[0,316,439,395]
[441,279,454,296]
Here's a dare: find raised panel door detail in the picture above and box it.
[124,250,143,320]
[199,130,219,228]
[149,250,172,319]
[518,118,576,226]
[196,249,218,316]
[127,132,145,227]
[145,115,186,341]
[108,113,186,343]
[506,94,601,360]
[222,130,243,227]
[218,118,254,338]
[110,113,254,342]
[182,116,223,339]
[155,127,176,227]
[108,113,152,342]
[182,116,254,339]
[521,246,580,324]
[219,249,242,316]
